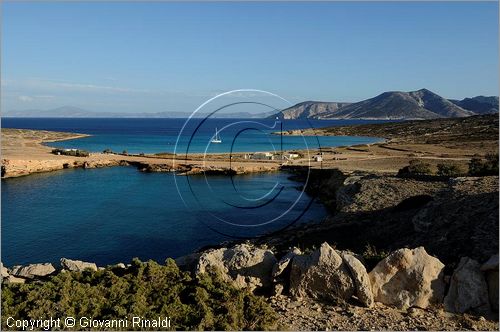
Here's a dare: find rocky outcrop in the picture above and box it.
[289,243,355,302]
[60,258,98,272]
[1,263,9,279]
[195,243,277,291]
[369,247,445,309]
[1,158,124,178]
[10,263,56,279]
[481,254,499,312]
[342,252,374,307]
[272,247,301,278]
[444,257,490,314]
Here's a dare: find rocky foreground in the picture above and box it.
[2,173,499,330]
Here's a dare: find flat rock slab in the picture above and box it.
[11,263,56,279]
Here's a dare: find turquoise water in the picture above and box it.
[2,167,326,266]
[1,117,387,266]
[2,118,383,154]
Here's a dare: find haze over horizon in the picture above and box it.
[2,2,498,114]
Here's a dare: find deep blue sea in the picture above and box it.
[1,118,385,266]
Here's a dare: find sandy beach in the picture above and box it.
[2,115,498,178]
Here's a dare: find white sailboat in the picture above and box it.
[211,127,222,143]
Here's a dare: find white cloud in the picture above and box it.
[18,95,33,102]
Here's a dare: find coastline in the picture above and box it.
[4,115,497,178]
[2,115,499,330]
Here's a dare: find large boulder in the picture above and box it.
[196,243,277,291]
[60,258,97,272]
[11,263,56,279]
[444,257,490,314]
[481,254,499,312]
[369,247,445,309]
[341,252,374,307]
[289,242,355,301]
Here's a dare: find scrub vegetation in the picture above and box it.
[1,259,277,331]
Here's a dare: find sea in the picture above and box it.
[1,118,384,266]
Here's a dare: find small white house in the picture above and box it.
[313,155,323,162]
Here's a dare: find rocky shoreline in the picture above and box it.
[2,242,498,330]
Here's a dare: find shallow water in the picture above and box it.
[2,118,384,154]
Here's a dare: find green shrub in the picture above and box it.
[103,148,113,154]
[397,159,432,177]
[1,259,277,331]
[468,153,499,176]
[51,148,89,157]
[436,163,463,177]
[362,244,389,271]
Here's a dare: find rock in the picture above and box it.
[60,258,97,272]
[5,275,25,284]
[369,247,445,309]
[272,247,301,278]
[273,283,284,296]
[196,243,277,291]
[444,257,490,314]
[1,263,9,279]
[481,254,499,312]
[289,242,355,301]
[115,263,126,269]
[11,263,56,279]
[341,252,374,307]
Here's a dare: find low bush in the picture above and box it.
[397,159,432,177]
[1,259,277,331]
[362,244,389,271]
[436,163,463,177]
[468,153,499,176]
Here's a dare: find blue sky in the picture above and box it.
[1,2,498,113]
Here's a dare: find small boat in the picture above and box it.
[211,127,222,143]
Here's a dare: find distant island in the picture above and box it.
[4,88,498,120]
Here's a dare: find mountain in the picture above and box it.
[450,96,499,115]
[274,101,351,120]
[329,89,473,119]
[271,89,476,120]
[2,107,275,118]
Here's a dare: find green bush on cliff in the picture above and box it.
[1,259,277,331]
